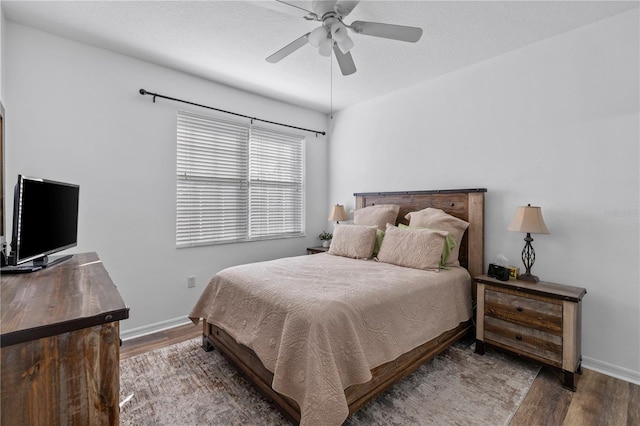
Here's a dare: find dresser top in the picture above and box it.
[475,274,587,302]
[1,252,129,347]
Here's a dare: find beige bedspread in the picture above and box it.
[189,253,472,425]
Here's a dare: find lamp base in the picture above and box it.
[517,273,539,283]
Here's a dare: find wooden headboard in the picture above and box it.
[354,189,486,279]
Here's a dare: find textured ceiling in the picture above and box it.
[3,1,638,113]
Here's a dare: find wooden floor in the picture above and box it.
[121,324,640,425]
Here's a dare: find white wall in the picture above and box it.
[0,3,4,102]
[5,3,638,384]
[1,3,5,246]
[4,22,329,337]
[329,9,639,382]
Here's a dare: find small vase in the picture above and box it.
[322,240,331,248]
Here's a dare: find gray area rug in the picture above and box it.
[120,336,540,425]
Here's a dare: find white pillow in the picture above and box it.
[328,224,378,259]
[405,208,469,266]
[352,204,400,231]
[376,224,447,271]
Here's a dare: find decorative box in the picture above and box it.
[508,266,520,280]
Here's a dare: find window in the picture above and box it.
[176,111,304,247]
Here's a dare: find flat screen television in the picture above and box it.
[9,175,79,267]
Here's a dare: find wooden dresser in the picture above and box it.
[1,252,129,425]
[474,274,586,390]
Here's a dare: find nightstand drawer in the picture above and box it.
[484,316,562,366]
[485,288,562,335]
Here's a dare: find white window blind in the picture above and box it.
[176,111,304,247]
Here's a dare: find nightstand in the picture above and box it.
[474,274,586,391]
[307,246,329,255]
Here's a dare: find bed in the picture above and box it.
[189,188,486,425]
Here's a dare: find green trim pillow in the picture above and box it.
[404,208,469,267]
[377,224,447,271]
[373,229,385,257]
[398,223,456,269]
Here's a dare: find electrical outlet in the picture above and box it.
[187,276,196,288]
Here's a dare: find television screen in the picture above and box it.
[11,175,79,266]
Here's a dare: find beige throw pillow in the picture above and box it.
[376,224,447,271]
[405,208,469,266]
[352,204,400,231]
[328,225,378,259]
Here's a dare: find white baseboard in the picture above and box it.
[120,316,194,341]
[582,356,640,385]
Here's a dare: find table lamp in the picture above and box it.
[507,204,549,282]
[328,204,347,225]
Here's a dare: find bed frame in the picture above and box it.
[202,188,486,424]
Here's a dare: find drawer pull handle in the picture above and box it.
[515,335,522,341]
[516,307,523,312]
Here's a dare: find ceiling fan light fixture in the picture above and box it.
[265,0,424,76]
[337,33,354,53]
[330,21,347,43]
[318,38,333,56]
[308,26,328,48]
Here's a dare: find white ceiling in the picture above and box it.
[3,1,638,113]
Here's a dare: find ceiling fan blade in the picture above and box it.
[247,1,317,19]
[334,0,360,17]
[266,33,310,63]
[350,21,423,42]
[276,0,315,15]
[333,43,356,76]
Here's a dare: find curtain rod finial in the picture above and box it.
[139,89,147,95]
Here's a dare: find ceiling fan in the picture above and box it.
[265,0,423,76]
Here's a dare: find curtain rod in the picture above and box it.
[138,89,326,136]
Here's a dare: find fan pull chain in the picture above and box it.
[330,43,334,120]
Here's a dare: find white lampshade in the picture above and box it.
[318,38,333,57]
[328,204,348,223]
[308,26,327,48]
[336,34,354,53]
[331,22,347,42]
[507,204,549,234]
